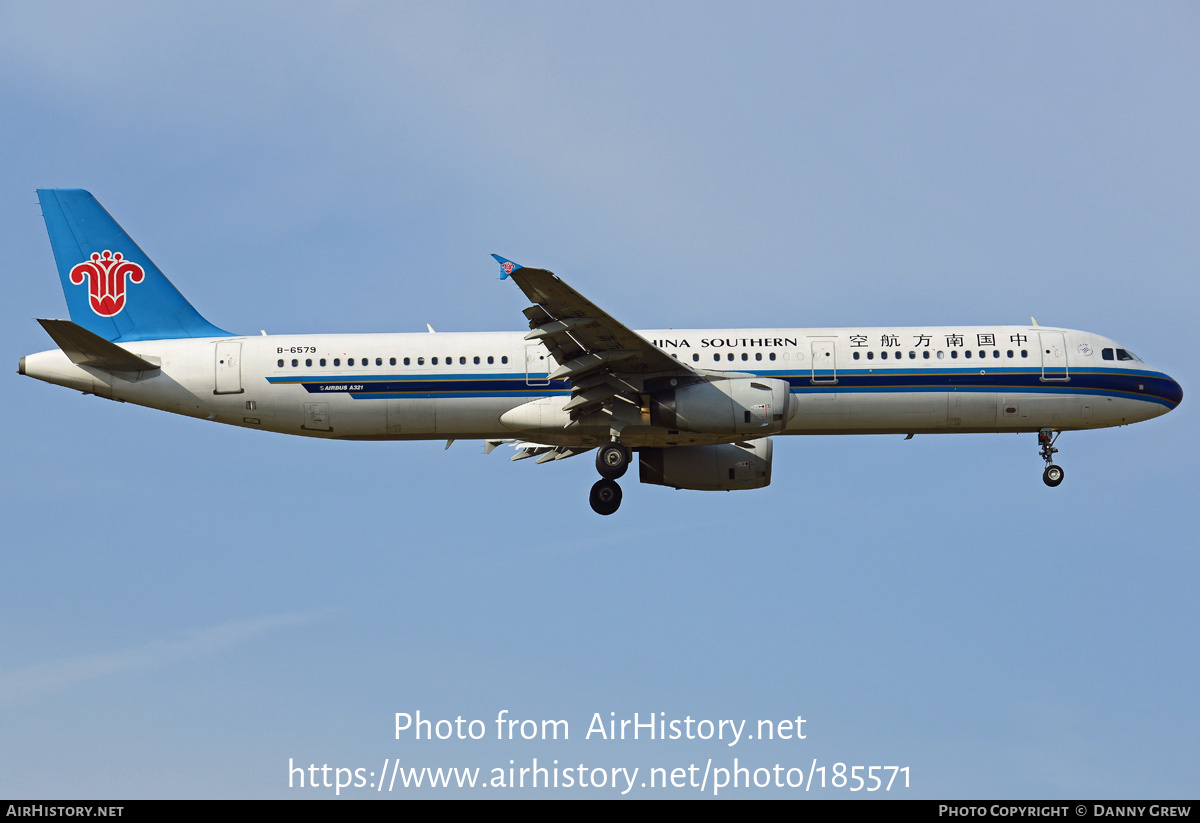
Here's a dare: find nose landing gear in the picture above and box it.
[1038,428,1064,487]
[590,441,631,514]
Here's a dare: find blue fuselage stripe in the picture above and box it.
[264,368,1181,409]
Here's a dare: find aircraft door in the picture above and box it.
[810,340,837,384]
[1039,332,1069,382]
[525,344,550,386]
[214,341,244,394]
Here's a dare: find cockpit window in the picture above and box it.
[1115,348,1139,362]
[1102,348,1114,361]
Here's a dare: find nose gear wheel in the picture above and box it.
[1038,429,1064,487]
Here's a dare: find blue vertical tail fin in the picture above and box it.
[37,189,231,342]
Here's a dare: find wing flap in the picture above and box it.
[523,316,599,341]
[549,350,640,382]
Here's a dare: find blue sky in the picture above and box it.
[2,1,1197,798]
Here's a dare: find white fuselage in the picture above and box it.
[20,325,1180,447]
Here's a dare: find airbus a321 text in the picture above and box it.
[21,190,1183,514]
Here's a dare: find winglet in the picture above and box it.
[491,254,523,280]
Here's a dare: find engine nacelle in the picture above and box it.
[639,439,773,491]
[649,377,793,435]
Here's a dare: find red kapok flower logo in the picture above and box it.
[69,251,146,317]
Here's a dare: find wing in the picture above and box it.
[493,255,698,420]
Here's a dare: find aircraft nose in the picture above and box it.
[1164,374,1184,409]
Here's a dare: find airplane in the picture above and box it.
[20,189,1183,515]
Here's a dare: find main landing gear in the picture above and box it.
[1038,428,1065,487]
[589,478,623,516]
[596,442,631,479]
[590,441,631,515]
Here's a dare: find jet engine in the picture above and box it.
[639,439,773,491]
[649,377,793,435]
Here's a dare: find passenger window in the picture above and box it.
[501,356,508,364]
[334,358,341,366]
[432,357,438,365]
[291,359,298,367]
[755,352,762,361]
[417,357,424,365]
[950,351,958,359]
[937,351,944,359]
[1021,350,1028,358]
[403,357,410,366]
[390,357,396,366]
[474,356,480,364]
[867,351,874,360]
[881,351,888,360]
[992,350,999,358]
[376,357,383,366]
[488,356,494,365]
[853,352,860,360]
[277,359,284,368]
[964,350,972,359]
[320,359,327,367]
[769,353,776,361]
[460,357,466,365]
[692,354,699,362]
[909,351,916,359]
[727,353,734,361]
[1007,350,1014,358]
[741,353,748,361]
[306,359,312,367]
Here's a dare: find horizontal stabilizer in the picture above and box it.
[484,438,592,463]
[37,319,160,371]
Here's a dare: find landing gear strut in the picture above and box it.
[1038,428,1064,487]
[590,441,631,514]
